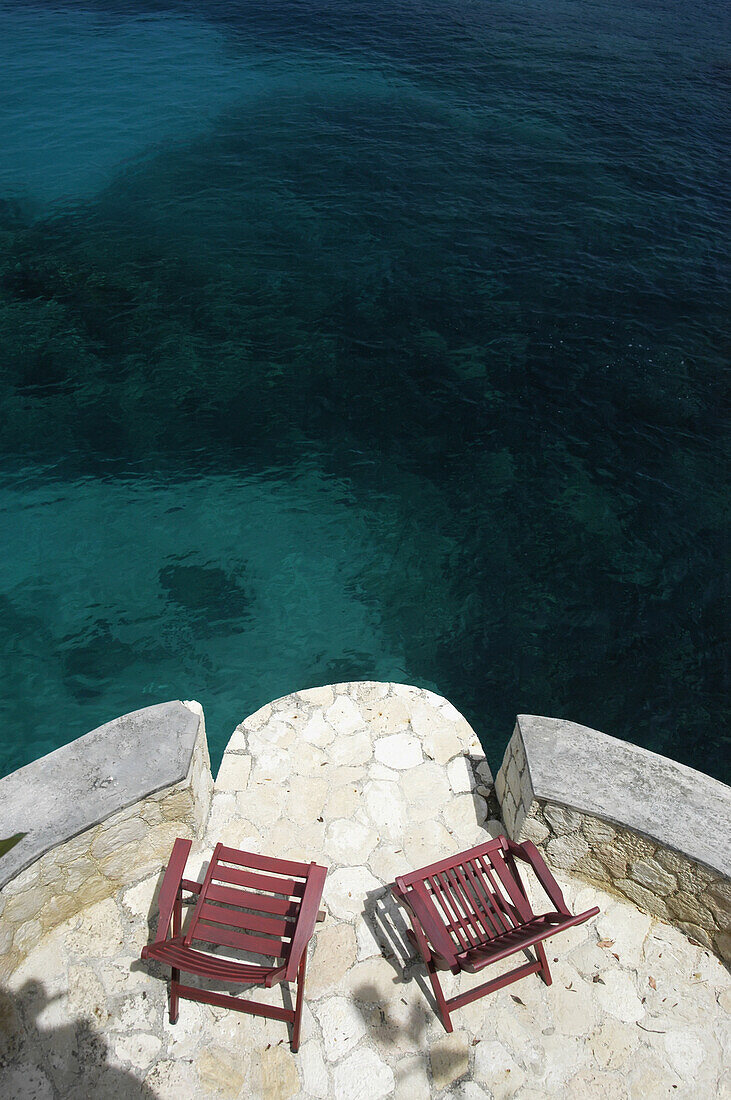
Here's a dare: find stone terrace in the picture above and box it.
[2,683,729,1099]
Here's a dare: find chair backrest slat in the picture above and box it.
[217,844,311,878]
[397,837,506,887]
[451,863,494,943]
[443,868,483,947]
[475,855,519,932]
[199,900,294,940]
[395,839,535,952]
[211,863,306,898]
[185,842,224,946]
[205,882,301,920]
[186,845,308,950]
[396,836,542,955]
[427,874,473,952]
[463,859,508,938]
[194,917,287,958]
[488,850,533,925]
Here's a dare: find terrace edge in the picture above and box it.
[0,693,728,981]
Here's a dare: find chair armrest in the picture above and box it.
[393,879,459,968]
[506,838,570,914]
[282,863,328,983]
[141,837,192,956]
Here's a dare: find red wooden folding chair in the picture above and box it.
[392,835,598,1032]
[141,838,327,1051]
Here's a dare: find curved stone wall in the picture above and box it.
[2,691,729,987]
[495,714,731,962]
[0,700,213,981]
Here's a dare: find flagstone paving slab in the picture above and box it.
[2,683,729,1098]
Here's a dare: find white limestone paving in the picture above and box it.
[2,682,729,1098]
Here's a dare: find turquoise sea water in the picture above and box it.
[0,1,728,781]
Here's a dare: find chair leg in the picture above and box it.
[291,952,307,1053]
[535,941,552,986]
[169,890,182,1023]
[426,959,453,1033]
[169,969,180,1023]
[405,912,454,1033]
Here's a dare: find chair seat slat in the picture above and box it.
[205,882,302,919]
[198,901,294,940]
[146,940,273,983]
[458,912,585,971]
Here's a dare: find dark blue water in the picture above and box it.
[1,1,728,781]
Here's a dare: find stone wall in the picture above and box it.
[0,700,213,981]
[495,714,731,962]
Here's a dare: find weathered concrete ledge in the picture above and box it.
[0,701,213,980]
[495,715,731,961]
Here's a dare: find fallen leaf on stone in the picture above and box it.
[511,995,525,1006]
[592,974,605,984]
[597,939,614,948]
[649,976,657,989]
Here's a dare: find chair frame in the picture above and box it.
[392,835,599,1032]
[141,838,327,1052]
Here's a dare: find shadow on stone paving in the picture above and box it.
[0,979,155,1099]
[357,886,439,1032]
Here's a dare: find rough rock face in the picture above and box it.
[0,701,213,981]
[495,714,731,962]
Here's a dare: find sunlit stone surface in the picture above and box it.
[2,683,728,1098]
